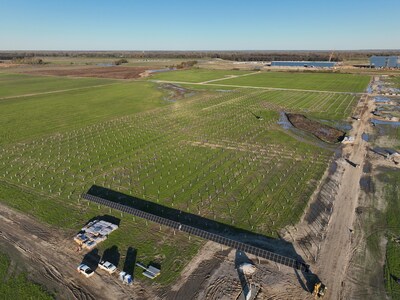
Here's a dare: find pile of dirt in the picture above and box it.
[23,66,150,79]
[286,113,345,143]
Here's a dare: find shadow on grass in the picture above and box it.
[123,247,137,275]
[391,274,400,284]
[102,245,120,268]
[86,214,121,227]
[148,261,162,271]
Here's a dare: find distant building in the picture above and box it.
[271,61,337,68]
[370,56,400,68]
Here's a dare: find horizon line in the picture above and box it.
[1,49,400,52]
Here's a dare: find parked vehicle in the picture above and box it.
[77,264,94,278]
[98,260,117,274]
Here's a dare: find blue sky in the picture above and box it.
[1,0,399,50]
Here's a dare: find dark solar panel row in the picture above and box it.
[82,193,309,272]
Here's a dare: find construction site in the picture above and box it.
[1,5,400,295]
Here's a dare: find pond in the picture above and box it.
[277,112,292,129]
[96,63,114,67]
[148,68,175,74]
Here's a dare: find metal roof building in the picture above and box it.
[370,56,400,68]
[271,61,337,68]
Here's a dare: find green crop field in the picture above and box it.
[0,71,366,286]
[0,80,168,145]
[150,69,370,93]
[0,73,116,98]
[390,76,400,88]
[208,71,371,92]
[381,169,400,299]
[0,252,53,299]
[149,68,252,83]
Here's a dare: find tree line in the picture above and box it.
[1,50,400,62]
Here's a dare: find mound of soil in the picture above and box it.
[23,66,149,79]
[286,113,345,143]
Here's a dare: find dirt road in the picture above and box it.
[311,94,373,299]
[0,203,155,300]
[199,71,260,84]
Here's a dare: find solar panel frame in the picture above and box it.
[82,193,310,272]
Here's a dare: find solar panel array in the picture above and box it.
[82,193,310,272]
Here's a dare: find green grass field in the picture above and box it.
[218,72,370,92]
[0,81,168,145]
[389,76,400,88]
[0,252,53,299]
[0,71,366,286]
[150,69,370,93]
[381,169,400,299]
[0,73,116,98]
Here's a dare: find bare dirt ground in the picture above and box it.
[0,62,19,68]
[0,203,157,300]
[163,244,311,300]
[161,242,229,299]
[339,166,388,300]
[339,96,399,299]
[20,66,150,79]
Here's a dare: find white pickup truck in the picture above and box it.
[98,261,117,274]
[77,264,94,278]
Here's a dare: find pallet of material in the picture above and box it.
[74,220,118,248]
[142,266,161,279]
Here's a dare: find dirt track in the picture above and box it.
[0,83,119,100]
[314,94,376,299]
[0,203,156,300]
